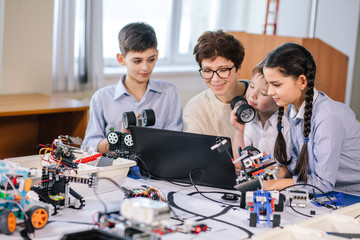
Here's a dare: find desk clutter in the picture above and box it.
[1,133,360,240]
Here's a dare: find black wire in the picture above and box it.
[133,155,152,179]
[93,185,108,214]
[92,177,127,214]
[169,207,183,223]
[166,180,193,187]
[289,199,312,218]
[167,191,254,238]
[47,220,96,225]
[279,183,339,209]
[196,205,234,221]
[135,155,207,188]
[354,214,360,219]
[188,190,242,198]
[20,229,32,240]
[188,170,241,208]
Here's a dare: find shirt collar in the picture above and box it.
[252,109,278,128]
[114,75,128,100]
[114,75,162,100]
[289,88,319,119]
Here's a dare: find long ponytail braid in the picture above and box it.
[274,106,289,165]
[294,78,314,182]
[264,43,316,183]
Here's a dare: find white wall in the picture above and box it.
[277,0,313,38]
[246,0,267,34]
[315,0,360,107]
[1,0,53,95]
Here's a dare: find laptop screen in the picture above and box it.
[129,126,237,189]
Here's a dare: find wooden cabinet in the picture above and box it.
[229,32,348,103]
[0,94,89,159]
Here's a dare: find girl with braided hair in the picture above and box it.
[231,61,290,169]
[262,42,360,194]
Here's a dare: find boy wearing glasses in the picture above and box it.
[82,22,183,153]
[183,30,248,142]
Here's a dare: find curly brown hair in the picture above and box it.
[193,30,245,70]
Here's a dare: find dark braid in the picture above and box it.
[274,106,289,165]
[264,43,316,183]
[294,79,314,182]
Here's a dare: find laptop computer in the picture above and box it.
[129,126,237,189]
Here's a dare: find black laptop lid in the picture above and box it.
[129,126,237,189]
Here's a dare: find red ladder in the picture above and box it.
[264,0,279,35]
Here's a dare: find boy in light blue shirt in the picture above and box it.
[82,22,183,153]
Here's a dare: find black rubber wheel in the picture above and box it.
[107,131,119,145]
[274,193,285,212]
[273,214,281,228]
[249,212,257,227]
[236,104,256,123]
[0,210,16,235]
[142,109,156,127]
[122,111,137,129]
[230,96,247,109]
[26,206,49,229]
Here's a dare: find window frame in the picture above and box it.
[102,0,222,74]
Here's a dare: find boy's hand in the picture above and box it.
[121,124,130,133]
[98,138,109,153]
[230,107,245,132]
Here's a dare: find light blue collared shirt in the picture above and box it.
[82,75,183,150]
[287,89,360,194]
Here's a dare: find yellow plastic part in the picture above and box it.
[24,178,32,192]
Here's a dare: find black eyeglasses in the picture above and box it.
[199,65,236,80]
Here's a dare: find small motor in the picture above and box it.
[230,96,256,123]
[122,109,156,129]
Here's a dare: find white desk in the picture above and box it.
[5,175,343,240]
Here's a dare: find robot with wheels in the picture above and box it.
[107,128,135,160]
[233,146,282,208]
[0,161,50,236]
[211,141,282,208]
[31,136,97,215]
[106,109,156,159]
[246,190,283,228]
[235,146,278,184]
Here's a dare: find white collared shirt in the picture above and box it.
[244,109,290,159]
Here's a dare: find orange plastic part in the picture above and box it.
[29,208,48,229]
[7,211,16,233]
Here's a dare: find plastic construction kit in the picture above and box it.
[246,190,283,228]
[97,198,208,239]
[5,135,136,216]
[29,136,98,215]
[0,161,50,236]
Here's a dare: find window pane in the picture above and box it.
[102,0,171,65]
[178,0,219,55]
